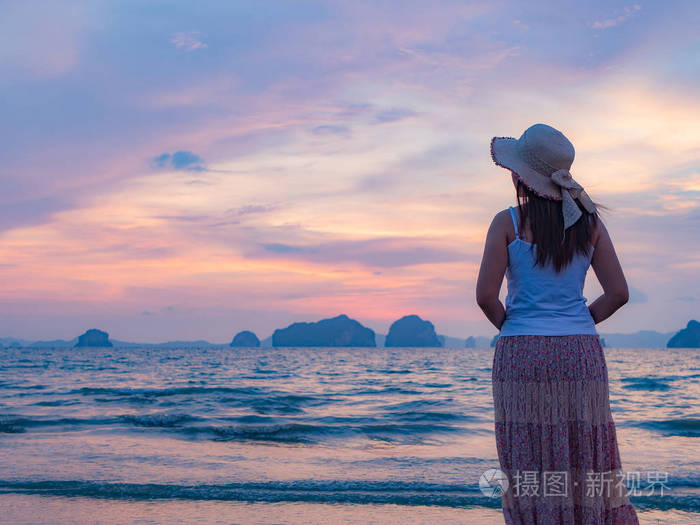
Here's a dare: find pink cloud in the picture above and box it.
[170,30,208,51]
[592,5,642,29]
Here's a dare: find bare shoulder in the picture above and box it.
[492,208,513,230]
[486,208,513,243]
[494,208,512,223]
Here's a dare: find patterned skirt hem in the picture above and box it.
[492,334,640,524]
[502,501,640,525]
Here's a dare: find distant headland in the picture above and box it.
[385,315,441,347]
[75,329,113,348]
[1,318,698,349]
[667,320,700,348]
[230,330,261,347]
[272,314,375,347]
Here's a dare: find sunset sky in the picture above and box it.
[2,1,698,343]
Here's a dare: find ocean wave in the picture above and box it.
[381,399,447,410]
[389,411,474,423]
[340,456,493,467]
[620,377,671,391]
[182,419,468,444]
[69,385,268,398]
[117,413,200,427]
[379,400,480,422]
[634,418,700,437]
[0,416,116,432]
[199,422,326,443]
[0,479,505,508]
[0,412,469,442]
[65,386,330,415]
[0,383,47,390]
[0,420,26,433]
[0,479,697,511]
[338,386,424,396]
[243,393,325,415]
[0,413,199,432]
[30,400,82,407]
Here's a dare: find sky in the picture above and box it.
[1,0,698,343]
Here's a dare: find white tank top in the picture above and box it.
[499,206,598,336]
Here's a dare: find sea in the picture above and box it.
[0,345,698,524]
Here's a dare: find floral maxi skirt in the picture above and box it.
[492,334,640,524]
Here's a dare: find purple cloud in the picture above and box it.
[312,124,351,135]
[373,108,418,124]
[256,238,466,268]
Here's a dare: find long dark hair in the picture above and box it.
[514,177,607,273]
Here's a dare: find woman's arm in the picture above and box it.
[588,218,629,324]
[475,211,508,330]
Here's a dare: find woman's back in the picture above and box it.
[481,123,638,524]
[499,205,598,336]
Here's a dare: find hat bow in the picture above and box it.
[550,169,597,229]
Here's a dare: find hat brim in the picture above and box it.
[490,136,563,201]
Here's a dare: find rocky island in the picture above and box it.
[667,320,700,348]
[272,314,375,347]
[385,314,442,347]
[230,330,261,347]
[74,329,113,347]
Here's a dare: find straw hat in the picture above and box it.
[490,123,597,229]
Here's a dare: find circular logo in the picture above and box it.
[479,468,509,497]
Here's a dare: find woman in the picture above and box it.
[476,123,640,524]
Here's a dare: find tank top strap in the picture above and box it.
[509,206,519,238]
